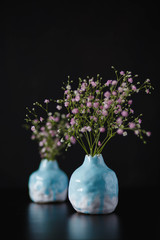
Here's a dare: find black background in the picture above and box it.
[1,1,160,240]
[1,1,160,190]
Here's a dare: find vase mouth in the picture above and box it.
[83,154,107,167]
[39,159,59,170]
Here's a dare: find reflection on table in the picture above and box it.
[27,202,68,240]
[67,212,121,240]
[27,202,122,240]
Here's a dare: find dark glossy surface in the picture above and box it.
[1,188,159,240]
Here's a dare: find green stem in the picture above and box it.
[92,131,100,156]
[77,134,89,154]
[89,131,93,155]
[26,107,38,119]
[97,133,116,154]
[84,132,91,153]
[46,103,48,113]
[36,103,48,113]
[76,138,89,155]
[91,132,98,153]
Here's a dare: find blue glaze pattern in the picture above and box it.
[28,159,68,203]
[68,154,118,214]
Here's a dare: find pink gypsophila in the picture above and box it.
[105,80,112,86]
[81,127,87,133]
[117,128,123,135]
[70,136,76,144]
[100,127,105,132]
[53,117,60,122]
[146,131,151,137]
[129,122,136,129]
[93,102,99,108]
[112,91,117,96]
[128,78,133,83]
[112,80,117,85]
[102,110,108,116]
[87,102,92,107]
[57,141,61,146]
[104,91,111,98]
[131,85,137,91]
[128,100,133,105]
[90,81,97,87]
[64,102,69,107]
[138,119,142,124]
[75,95,80,101]
[40,117,44,122]
[72,108,79,114]
[86,126,92,132]
[103,103,109,109]
[121,110,128,117]
[70,118,76,125]
[31,126,36,132]
[120,71,125,75]
[65,135,69,140]
[116,117,122,125]
[44,99,50,104]
[118,87,123,93]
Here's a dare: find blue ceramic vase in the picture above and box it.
[28,159,68,203]
[68,154,118,214]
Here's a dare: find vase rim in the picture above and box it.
[41,158,57,161]
[85,154,102,158]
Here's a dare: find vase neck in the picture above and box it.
[83,154,108,168]
[39,159,59,170]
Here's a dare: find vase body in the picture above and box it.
[68,154,118,214]
[28,159,68,203]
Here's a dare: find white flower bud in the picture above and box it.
[123,131,127,136]
[66,85,71,90]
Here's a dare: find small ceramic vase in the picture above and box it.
[68,154,118,214]
[28,159,68,203]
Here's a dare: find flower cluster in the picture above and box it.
[24,99,70,160]
[56,67,153,156]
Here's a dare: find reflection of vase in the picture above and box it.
[27,203,68,239]
[67,213,121,239]
[68,154,118,214]
[28,159,68,203]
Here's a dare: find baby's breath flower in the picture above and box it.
[24,100,67,160]
[123,131,128,136]
[31,126,36,132]
[55,67,153,156]
[66,85,71,90]
[44,99,50,104]
[146,131,151,137]
[56,105,62,110]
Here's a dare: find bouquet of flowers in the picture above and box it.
[56,67,153,156]
[24,99,70,160]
